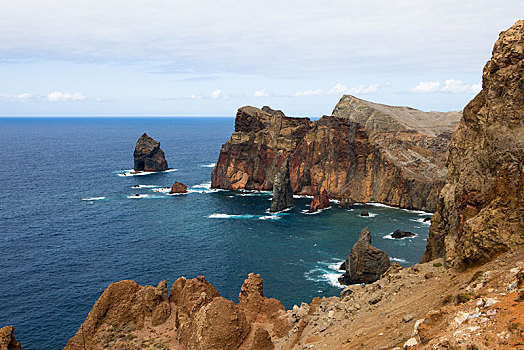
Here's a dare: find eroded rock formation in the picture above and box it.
[169,181,187,194]
[211,99,460,211]
[423,20,524,267]
[339,227,390,285]
[63,274,291,350]
[0,326,21,350]
[133,133,169,172]
[269,159,294,213]
[308,189,330,212]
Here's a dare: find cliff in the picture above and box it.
[423,20,524,267]
[211,100,460,212]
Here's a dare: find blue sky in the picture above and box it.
[0,1,522,117]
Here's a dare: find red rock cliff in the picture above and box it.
[211,101,460,212]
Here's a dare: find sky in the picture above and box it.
[0,1,523,117]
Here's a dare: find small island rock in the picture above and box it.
[308,189,330,212]
[360,209,369,217]
[269,159,294,213]
[170,181,188,194]
[133,133,169,172]
[391,229,416,239]
[339,227,390,285]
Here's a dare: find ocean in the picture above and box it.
[0,117,431,349]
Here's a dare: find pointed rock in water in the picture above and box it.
[423,20,524,267]
[269,159,294,213]
[308,189,330,212]
[0,326,21,350]
[391,229,416,239]
[339,227,390,285]
[133,133,168,172]
[169,181,187,194]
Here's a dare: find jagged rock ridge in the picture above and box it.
[211,100,460,211]
[423,20,524,267]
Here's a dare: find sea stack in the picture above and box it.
[422,20,524,268]
[269,159,294,213]
[133,133,169,172]
[339,227,390,285]
[308,189,330,212]
[169,181,188,194]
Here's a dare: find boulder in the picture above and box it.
[269,159,294,213]
[169,181,187,194]
[309,189,330,212]
[339,228,391,285]
[360,209,369,217]
[133,133,168,172]
[391,229,416,239]
[339,195,355,208]
[0,326,21,350]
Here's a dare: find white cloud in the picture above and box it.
[0,93,32,102]
[411,80,481,94]
[211,89,222,99]
[253,88,270,98]
[46,91,86,102]
[294,83,382,97]
[189,94,202,100]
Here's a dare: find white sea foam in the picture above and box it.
[82,197,106,201]
[304,261,345,288]
[366,202,393,208]
[192,181,211,189]
[200,163,216,168]
[208,213,255,219]
[391,257,409,264]
[383,232,418,240]
[359,212,378,218]
[293,194,314,199]
[411,217,431,225]
[131,185,159,189]
[301,207,331,215]
[329,199,340,204]
[127,194,165,199]
[117,169,177,177]
[259,215,281,220]
[153,187,171,193]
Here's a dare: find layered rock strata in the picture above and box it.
[211,100,460,211]
[269,159,294,213]
[339,227,390,285]
[133,133,169,172]
[423,20,524,267]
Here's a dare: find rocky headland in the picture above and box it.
[134,133,169,172]
[211,98,461,212]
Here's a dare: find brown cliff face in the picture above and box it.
[423,20,524,268]
[211,100,460,211]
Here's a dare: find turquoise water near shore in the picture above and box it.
[0,117,431,349]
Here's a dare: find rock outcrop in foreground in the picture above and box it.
[308,189,330,212]
[269,159,294,213]
[64,274,291,350]
[211,100,460,212]
[338,227,390,285]
[0,326,21,350]
[423,20,524,268]
[134,133,169,172]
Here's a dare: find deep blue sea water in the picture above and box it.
[0,117,432,349]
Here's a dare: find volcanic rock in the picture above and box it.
[133,133,168,172]
[360,209,369,217]
[423,20,524,267]
[391,229,416,239]
[308,189,330,212]
[0,326,21,350]
[211,100,460,212]
[169,181,187,194]
[269,158,294,213]
[339,227,391,285]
